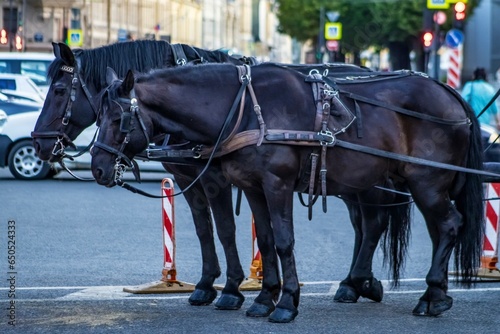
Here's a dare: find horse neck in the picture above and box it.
[135,76,235,145]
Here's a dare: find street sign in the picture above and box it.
[325,22,342,40]
[427,0,449,9]
[445,29,464,49]
[67,29,83,47]
[325,40,339,52]
[118,29,128,42]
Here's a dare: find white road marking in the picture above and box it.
[2,279,499,302]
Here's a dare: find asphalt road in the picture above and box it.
[1,167,500,333]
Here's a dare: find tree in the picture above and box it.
[274,0,479,70]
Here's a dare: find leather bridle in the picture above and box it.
[93,88,149,184]
[31,59,99,159]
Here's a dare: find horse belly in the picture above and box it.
[221,146,302,191]
[324,147,393,193]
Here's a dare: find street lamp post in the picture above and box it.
[317,6,325,62]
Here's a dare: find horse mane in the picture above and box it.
[138,62,288,85]
[47,40,245,92]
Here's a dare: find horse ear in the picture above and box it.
[105,67,119,85]
[59,43,75,66]
[52,42,61,59]
[122,70,135,95]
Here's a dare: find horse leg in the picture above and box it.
[340,182,411,303]
[204,182,245,310]
[174,176,220,306]
[410,186,458,316]
[265,189,300,323]
[334,200,363,303]
[243,191,281,318]
[348,197,388,303]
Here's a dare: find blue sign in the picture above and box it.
[445,29,464,49]
[117,29,128,42]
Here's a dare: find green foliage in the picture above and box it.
[275,0,479,53]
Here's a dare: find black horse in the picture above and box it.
[32,41,409,308]
[33,41,251,309]
[91,63,484,323]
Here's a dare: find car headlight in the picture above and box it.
[0,109,7,133]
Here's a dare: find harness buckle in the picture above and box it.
[323,85,338,97]
[192,145,203,159]
[318,130,335,146]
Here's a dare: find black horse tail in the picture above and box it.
[382,189,412,287]
[453,99,485,286]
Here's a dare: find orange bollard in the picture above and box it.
[476,183,500,279]
[240,216,263,290]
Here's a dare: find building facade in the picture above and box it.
[462,0,500,83]
[0,0,293,62]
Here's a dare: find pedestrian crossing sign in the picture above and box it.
[325,23,342,40]
[68,29,83,47]
[427,0,449,9]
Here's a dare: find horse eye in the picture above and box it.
[53,84,67,96]
[54,88,66,95]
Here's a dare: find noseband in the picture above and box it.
[93,88,150,183]
[31,60,98,157]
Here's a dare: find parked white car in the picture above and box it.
[0,110,165,180]
[0,52,54,94]
[0,73,46,103]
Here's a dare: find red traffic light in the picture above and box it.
[0,29,7,45]
[454,2,466,21]
[423,32,433,48]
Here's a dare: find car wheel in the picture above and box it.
[7,140,54,180]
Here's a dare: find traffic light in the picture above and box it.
[0,29,7,45]
[423,31,434,52]
[453,1,466,30]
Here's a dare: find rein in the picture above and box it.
[102,66,500,204]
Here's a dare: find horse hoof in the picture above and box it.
[188,288,217,306]
[334,283,359,303]
[428,295,453,316]
[215,292,245,310]
[246,302,275,317]
[412,299,429,316]
[268,307,299,323]
[412,295,453,316]
[360,278,383,302]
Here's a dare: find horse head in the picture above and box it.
[92,68,152,187]
[32,42,99,162]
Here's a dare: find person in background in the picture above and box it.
[461,67,500,130]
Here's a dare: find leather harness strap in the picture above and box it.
[171,44,188,65]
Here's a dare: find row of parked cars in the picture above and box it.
[0,52,164,180]
[0,52,54,179]
[0,51,498,180]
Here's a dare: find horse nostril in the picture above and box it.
[93,167,103,180]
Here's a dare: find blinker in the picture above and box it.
[120,111,132,133]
